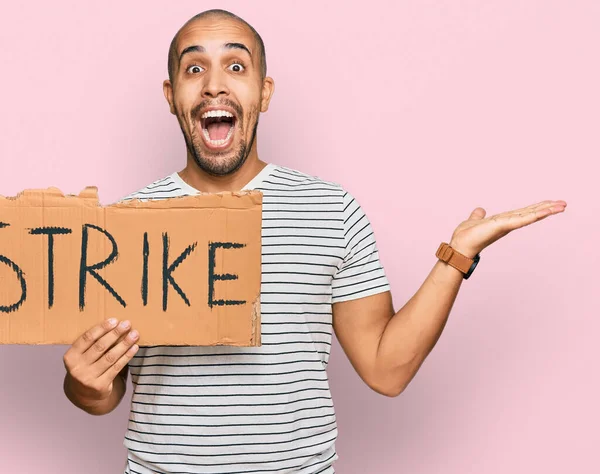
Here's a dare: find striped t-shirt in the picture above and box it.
[120,163,390,474]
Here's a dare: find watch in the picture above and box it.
[436,242,480,280]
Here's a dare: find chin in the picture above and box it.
[190,141,248,176]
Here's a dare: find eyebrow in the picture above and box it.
[179,42,253,63]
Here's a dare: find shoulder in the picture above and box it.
[118,173,185,202]
[267,165,348,195]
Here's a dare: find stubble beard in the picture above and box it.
[177,103,260,177]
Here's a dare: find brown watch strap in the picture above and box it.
[435,242,474,274]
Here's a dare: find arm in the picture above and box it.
[333,199,566,397]
[333,259,462,397]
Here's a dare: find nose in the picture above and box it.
[201,68,229,99]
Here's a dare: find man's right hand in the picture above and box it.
[63,318,139,415]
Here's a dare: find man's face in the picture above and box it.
[164,17,273,176]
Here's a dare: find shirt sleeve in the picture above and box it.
[331,190,391,303]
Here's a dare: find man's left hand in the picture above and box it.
[449,199,567,258]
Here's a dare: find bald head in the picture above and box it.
[167,9,267,84]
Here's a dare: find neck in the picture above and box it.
[178,148,267,193]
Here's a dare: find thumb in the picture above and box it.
[469,207,486,220]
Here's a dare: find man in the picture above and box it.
[62,9,566,474]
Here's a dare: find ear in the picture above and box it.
[260,76,275,113]
[163,79,176,115]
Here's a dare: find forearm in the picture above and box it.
[376,258,464,394]
[63,371,126,416]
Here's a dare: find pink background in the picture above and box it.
[0,1,598,472]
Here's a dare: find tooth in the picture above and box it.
[202,109,234,120]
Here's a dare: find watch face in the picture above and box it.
[464,254,480,280]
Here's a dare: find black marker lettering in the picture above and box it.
[208,242,246,308]
[141,232,149,306]
[29,226,72,308]
[79,224,126,310]
[162,233,197,311]
[0,222,26,313]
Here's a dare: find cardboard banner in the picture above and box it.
[0,187,262,346]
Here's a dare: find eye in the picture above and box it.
[186,64,204,74]
[228,62,245,73]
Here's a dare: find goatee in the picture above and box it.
[178,100,260,177]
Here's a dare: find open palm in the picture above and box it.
[450,199,567,258]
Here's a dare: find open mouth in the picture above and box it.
[199,109,237,149]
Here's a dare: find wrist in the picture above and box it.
[64,373,115,415]
[437,241,481,280]
[448,239,479,259]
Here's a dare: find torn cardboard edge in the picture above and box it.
[0,185,263,208]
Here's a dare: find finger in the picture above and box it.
[83,320,132,365]
[508,200,564,216]
[97,342,139,386]
[535,203,566,221]
[499,203,565,230]
[92,327,139,377]
[491,200,561,223]
[468,207,486,220]
[522,203,566,220]
[70,318,119,355]
[520,200,554,212]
